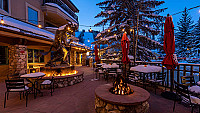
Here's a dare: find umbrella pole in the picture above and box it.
[170,69,174,92]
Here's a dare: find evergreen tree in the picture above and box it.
[192,17,200,57]
[176,7,194,57]
[94,0,166,61]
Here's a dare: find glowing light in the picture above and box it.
[122,29,125,32]
[130,29,133,32]
[88,40,90,42]
[1,19,4,24]
[145,25,148,27]
[67,27,70,30]
[187,48,189,50]
[38,24,42,28]
[114,34,116,36]
[108,29,110,32]
[89,28,92,32]
[199,9,200,13]
[86,52,90,56]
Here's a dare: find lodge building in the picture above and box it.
[0,0,90,78]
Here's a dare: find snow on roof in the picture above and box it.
[0,14,54,40]
[70,41,90,49]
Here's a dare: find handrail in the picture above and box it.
[43,0,78,21]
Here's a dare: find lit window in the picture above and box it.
[28,7,38,25]
[28,49,44,63]
[0,46,8,65]
[0,0,9,13]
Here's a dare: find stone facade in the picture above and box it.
[8,45,27,75]
[95,96,149,113]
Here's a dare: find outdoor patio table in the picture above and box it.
[20,72,45,98]
[130,65,162,87]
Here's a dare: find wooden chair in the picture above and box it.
[128,71,139,86]
[4,79,30,108]
[40,76,55,96]
[181,76,195,87]
[173,81,200,113]
[149,72,166,94]
[106,68,117,82]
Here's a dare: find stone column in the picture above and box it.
[82,52,86,66]
[8,45,27,75]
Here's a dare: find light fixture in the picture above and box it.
[1,16,4,24]
[122,29,125,32]
[38,24,42,28]
[199,9,200,13]
[108,29,110,32]
[89,27,92,32]
[130,29,133,32]
[114,34,116,36]
[88,40,90,42]
[145,25,148,27]
[68,27,70,30]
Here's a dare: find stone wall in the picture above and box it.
[8,45,27,75]
[95,96,149,113]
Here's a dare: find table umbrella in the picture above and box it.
[121,32,130,64]
[94,44,100,62]
[162,16,178,69]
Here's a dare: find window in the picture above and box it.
[28,7,38,25]
[0,0,9,12]
[0,46,8,65]
[28,49,44,63]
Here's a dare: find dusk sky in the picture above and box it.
[72,0,200,31]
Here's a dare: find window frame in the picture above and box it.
[0,0,10,13]
[27,49,44,63]
[25,2,40,25]
[0,46,8,65]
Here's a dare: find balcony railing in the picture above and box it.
[43,0,78,22]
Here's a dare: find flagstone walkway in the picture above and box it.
[0,66,193,113]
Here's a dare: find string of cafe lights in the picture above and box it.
[0,4,200,29]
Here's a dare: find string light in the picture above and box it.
[108,29,110,32]
[89,28,92,32]
[114,34,116,36]
[38,24,42,28]
[145,25,148,27]
[122,29,125,32]
[130,29,133,32]
[67,27,70,30]
[1,16,4,24]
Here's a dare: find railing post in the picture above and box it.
[170,69,174,92]
[177,65,180,83]
[167,69,169,88]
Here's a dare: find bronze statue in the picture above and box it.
[42,22,78,67]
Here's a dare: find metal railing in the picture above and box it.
[43,0,78,22]
[131,61,200,88]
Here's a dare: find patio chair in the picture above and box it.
[4,79,30,108]
[106,68,117,82]
[40,76,54,96]
[173,81,200,113]
[181,76,195,87]
[149,72,166,94]
[128,71,139,86]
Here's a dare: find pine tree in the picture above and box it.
[94,0,166,61]
[192,17,200,57]
[176,7,194,57]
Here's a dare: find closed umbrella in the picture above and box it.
[121,32,130,64]
[162,16,178,69]
[162,15,178,91]
[121,33,130,80]
[94,44,100,62]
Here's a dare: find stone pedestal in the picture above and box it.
[95,84,150,113]
[8,45,27,75]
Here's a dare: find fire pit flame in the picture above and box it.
[110,76,133,95]
[44,70,78,77]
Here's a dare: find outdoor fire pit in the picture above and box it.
[95,84,150,113]
[40,65,84,87]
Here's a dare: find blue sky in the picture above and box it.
[72,0,200,31]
